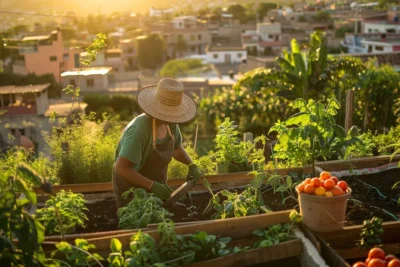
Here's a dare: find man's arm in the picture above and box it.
[114,156,154,191]
[172,145,193,165]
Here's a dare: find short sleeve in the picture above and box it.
[118,125,146,167]
[173,124,182,148]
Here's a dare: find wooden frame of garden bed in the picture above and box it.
[34,155,400,195]
[316,221,400,266]
[43,210,305,266]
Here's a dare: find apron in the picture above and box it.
[113,119,175,208]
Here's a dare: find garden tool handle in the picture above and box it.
[163,179,196,208]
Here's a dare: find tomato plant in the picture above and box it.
[270,98,363,175]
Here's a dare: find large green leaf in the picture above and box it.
[291,39,300,54]
[285,112,310,126]
[332,124,346,139]
[111,238,122,252]
[348,125,360,137]
[15,179,37,205]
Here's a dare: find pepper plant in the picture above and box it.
[270,98,363,175]
[35,190,88,235]
[360,217,384,248]
[117,188,173,229]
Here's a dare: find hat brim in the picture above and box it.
[137,85,197,124]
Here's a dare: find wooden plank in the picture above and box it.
[34,155,400,195]
[80,210,295,254]
[163,179,196,208]
[318,221,400,249]
[313,232,350,267]
[336,243,400,260]
[345,90,354,132]
[188,239,302,267]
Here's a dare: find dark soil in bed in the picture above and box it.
[75,168,400,233]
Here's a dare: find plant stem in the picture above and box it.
[53,198,66,240]
[311,137,316,177]
[68,245,105,267]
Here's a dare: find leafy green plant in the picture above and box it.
[210,118,267,173]
[253,223,292,248]
[360,217,384,248]
[44,113,121,184]
[270,98,363,174]
[0,158,52,266]
[117,188,173,229]
[266,173,300,205]
[202,173,271,219]
[54,239,104,266]
[35,190,88,235]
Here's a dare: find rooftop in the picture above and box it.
[61,67,112,77]
[106,49,122,53]
[207,45,246,52]
[22,35,50,42]
[0,84,49,95]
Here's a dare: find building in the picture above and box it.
[105,49,125,72]
[0,84,86,152]
[119,39,137,71]
[61,67,114,94]
[206,45,247,64]
[362,20,400,34]
[172,16,197,29]
[11,29,82,82]
[342,33,400,54]
[149,6,175,17]
[242,22,283,56]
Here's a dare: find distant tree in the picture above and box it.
[174,35,188,58]
[313,11,331,23]
[256,3,278,21]
[160,59,205,78]
[136,34,165,69]
[227,4,247,23]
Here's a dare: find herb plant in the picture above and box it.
[360,217,384,248]
[270,98,363,175]
[253,223,292,248]
[35,190,88,235]
[202,173,271,219]
[117,188,173,229]
[54,239,104,266]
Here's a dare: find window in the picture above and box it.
[368,29,372,33]
[70,79,76,87]
[198,34,202,40]
[213,54,218,59]
[127,47,134,53]
[368,45,373,53]
[237,53,242,58]
[22,93,35,105]
[49,56,57,61]
[269,35,274,39]
[190,35,195,41]
[375,46,384,51]
[86,79,94,87]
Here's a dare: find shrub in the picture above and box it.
[160,59,207,78]
[44,114,121,184]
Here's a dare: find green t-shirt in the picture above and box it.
[115,113,182,171]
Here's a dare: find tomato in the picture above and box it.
[311,178,321,187]
[388,259,400,267]
[325,191,333,197]
[289,211,303,223]
[386,255,397,262]
[352,262,366,267]
[320,171,331,180]
[324,179,335,190]
[314,186,326,196]
[365,258,371,265]
[337,181,348,191]
[297,183,305,193]
[305,184,315,194]
[330,186,344,196]
[368,248,385,260]
[304,178,312,185]
[367,258,385,267]
[331,177,339,185]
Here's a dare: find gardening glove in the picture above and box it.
[150,182,172,200]
[186,164,203,183]
[164,183,173,193]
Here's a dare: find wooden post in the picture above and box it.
[345,90,354,132]
[243,132,253,143]
[194,124,199,153]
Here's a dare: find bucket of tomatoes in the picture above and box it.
[296,171,351,232]
[353,247,400,267]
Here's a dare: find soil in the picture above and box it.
[74,168,400,233]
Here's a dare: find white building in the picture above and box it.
[257,23,282,42]
[362,21,400,34]
[342,33,400,54]
[206,45,247,64]
[172,16,197,29]
[149,7,175,17]
[61,67,113,94]
[241,22,283,56]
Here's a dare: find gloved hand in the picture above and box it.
[186,164,203,182]
[150,182,172,200]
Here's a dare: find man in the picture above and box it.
[113,78,202,208]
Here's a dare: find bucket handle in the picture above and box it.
[319,204,347,224]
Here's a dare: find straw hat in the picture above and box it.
[137,78,196,124]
